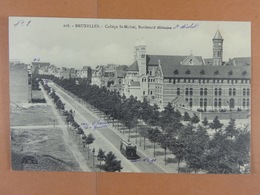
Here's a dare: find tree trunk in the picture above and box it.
[144,137,146,150]
[164,148,167,165]
[153,141,156,157]
[87,145,90,159]
[139,136,142,147]
[135,129,138,144]
[177,159,180,173]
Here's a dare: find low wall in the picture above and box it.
[175,106,250,120]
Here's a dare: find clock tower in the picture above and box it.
[212,30,223,66]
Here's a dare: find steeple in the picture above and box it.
[213,30,223,40]
[212,29,224,66]
[134,39,147,76]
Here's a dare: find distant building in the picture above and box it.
[31,62,50,74]
[10,63,31,103]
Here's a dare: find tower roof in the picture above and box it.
[213,30,223,40]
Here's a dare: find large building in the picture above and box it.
[10,63,32,103]
[122,30,251,114]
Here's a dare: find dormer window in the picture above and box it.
[228,70,233,76]
[200,70,205,75]
[214,70,219,75]
[186,70,191,75]
[174,69,179,75]
[242,71,247,76]
[189,59,193,65]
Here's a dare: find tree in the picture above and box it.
[233,128,250,173]
[139,126,149,150]
[183,112,191,121]
[191,114,200,125]
[85,133,95,158]
[147,128,161,157]
[224,119,237,138]
[209,116,223,133]
[185,125,209,173]
[102,151,123,172]
[202,117,209,126]
[97,149,106,171]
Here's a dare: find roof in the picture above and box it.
[146,54,250,79]
[213,30,223,40]
[127,61,139,71]
[130,81,140,87]
[225,57,251,66]
[161,64,250,79]
[117,70,126,78]
[32,62,50,68]
[147,54,204,67]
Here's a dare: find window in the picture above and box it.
[189,98,193,108]
[174,69,179,75]
[214,70,219,75]
[219,88,222,96]
[190,88,193,96]
[200,88,203,96]
[204,88,208,96]
[200,98,203,108]
[247,98,250,108]
[189,59,193,65]
[200,70,205,75]
[143,91,145,95]
[204,98,207,108]
[215,88,218,96]
[218,98,221,107]
[177,88,180,95]
[243,88,246,96]
[214,98,218,107]
[185,88,189,96]
[150,91,153,95]
[243,98,246,108]
[186,70,191,74]
[233,88,236,96]
[229,88,232,96]
[247,88,250,96]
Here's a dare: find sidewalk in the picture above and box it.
[40,84,91,172]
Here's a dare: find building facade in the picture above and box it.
[122,30,251,113]
[10,63,31,103]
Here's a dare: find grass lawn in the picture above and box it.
[10,104,60,126]
[11,127,81,171]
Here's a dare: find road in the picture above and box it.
[49,82,166,173]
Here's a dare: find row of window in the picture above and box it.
[185,98,250,108]
[176,88,250,96]
[142,78,156,82]
[165,78,250,84]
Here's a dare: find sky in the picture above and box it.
[9,17,251,69]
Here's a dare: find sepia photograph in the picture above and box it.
[9,17,251,173]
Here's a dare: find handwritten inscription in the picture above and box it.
[131,157,157,164]
[14,20,31,27]
[81,120,109,130]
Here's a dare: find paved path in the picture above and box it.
[40,84,91,172]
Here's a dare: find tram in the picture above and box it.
[120,139,137,159]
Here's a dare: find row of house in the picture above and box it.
[31,62,92,80]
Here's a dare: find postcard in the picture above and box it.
[9,17,251,173]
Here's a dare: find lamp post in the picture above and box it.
[92,148,95,166]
